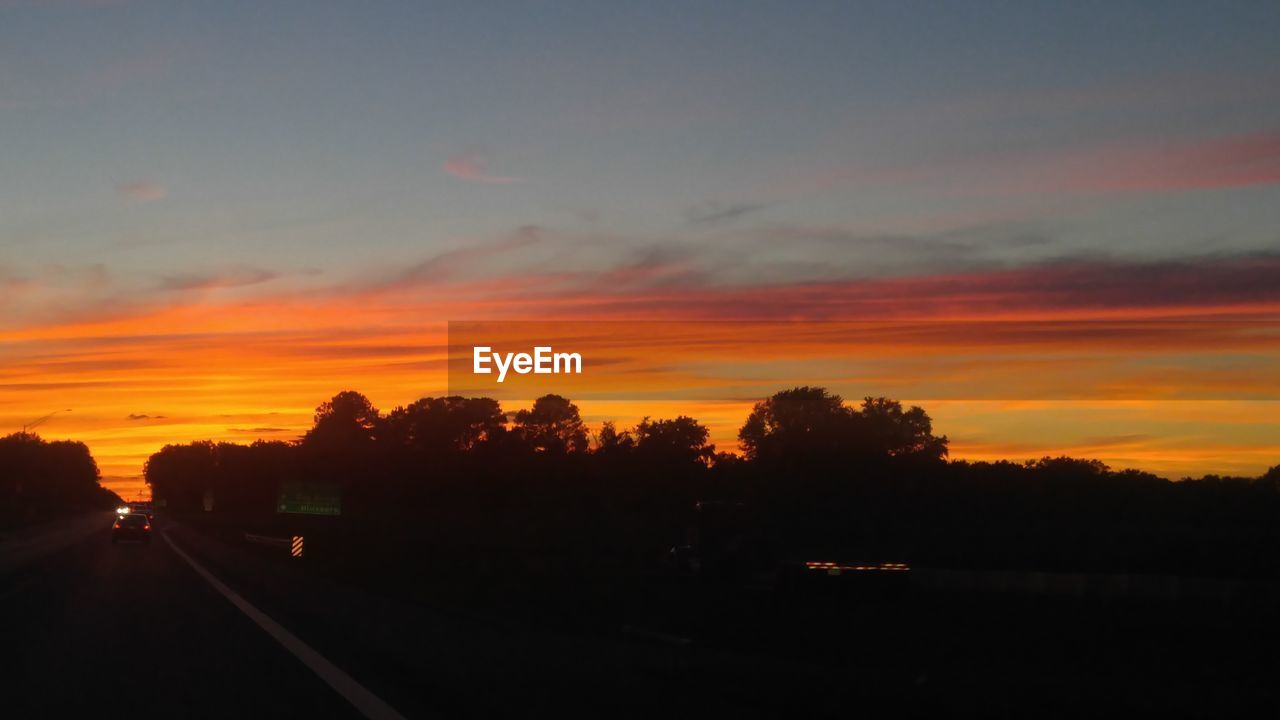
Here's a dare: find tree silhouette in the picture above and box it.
[144,440,218,511]
[0,432,120,517]
[303,391,381,448]
[634,416,715,466]
[738,387,947,464]
[1261,463,1280,486]
[513,394,588,453]
[385,396,506,453]
[594,420,634,455]
[854,396,948,461]
[130,385,1280,581]
[738,386,855,461]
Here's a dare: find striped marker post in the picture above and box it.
[291,535,304,558]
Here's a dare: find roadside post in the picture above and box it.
[274,481,341,561]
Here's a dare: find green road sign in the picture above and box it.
[276,482,341,516]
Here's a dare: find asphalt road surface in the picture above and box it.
[10,513,1279,718]
[0,515,367,719]
[0,515,839,719]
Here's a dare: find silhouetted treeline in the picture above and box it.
[0,432,123,526]
[144,387,1280,580]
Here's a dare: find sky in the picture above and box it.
[2,1,1279,497]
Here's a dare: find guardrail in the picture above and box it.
[244,532,304,558]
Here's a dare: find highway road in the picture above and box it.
[0,514,849,719]
[8,513,1277,718]
[0,515,370,719]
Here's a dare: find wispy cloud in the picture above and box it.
[772,129,1280,201]
[384,225,543,287]
[1052,130,1280,193]
[160,266,280,291]
[125,413,166,420]
[684,202,768,227]
[449,252,1280,322]
[117,181,167,203]
[442,154,522,184]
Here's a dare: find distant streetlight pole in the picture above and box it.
[20,408,72,435]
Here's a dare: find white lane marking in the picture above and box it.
[162,531,408,720]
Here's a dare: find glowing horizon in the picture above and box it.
[5,274,1280,499]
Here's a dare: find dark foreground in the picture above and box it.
[2,514,1279,718]
[0,515,360,718]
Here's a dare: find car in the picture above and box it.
[112,513,152,544]
[118,502,154,520]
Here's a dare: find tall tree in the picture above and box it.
[385,396,506,453]
[303,390,381,448]
[854,397,948,461]
[634,416,715,466]
[594,420,634,455]
[513,394,588,454]
[0,432,111,510]
[738,386,854,461]
[739,388,947,463]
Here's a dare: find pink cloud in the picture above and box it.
[117,181,167,203]
[769,129,1280,201]
[1053,131,1280,193]
[442,154,522,184]
[448,254,1280,323]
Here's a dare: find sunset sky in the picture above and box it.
[2,1,1279,498]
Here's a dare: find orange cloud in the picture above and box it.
[4,254,1280,494]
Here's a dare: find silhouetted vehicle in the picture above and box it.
[112,514,151,544]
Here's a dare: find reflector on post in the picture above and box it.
[291,535,304,558]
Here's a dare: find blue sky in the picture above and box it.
[3,0,1278,307]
